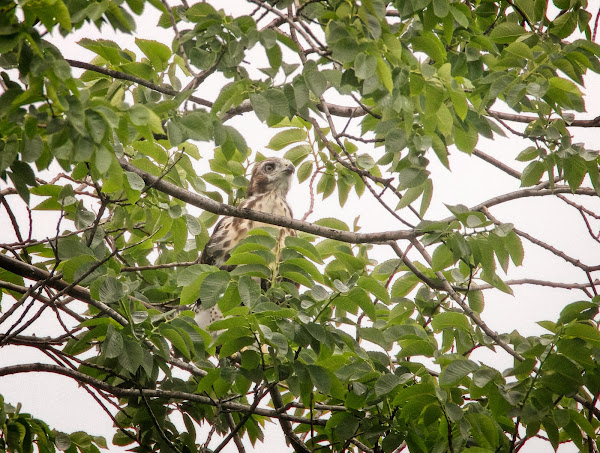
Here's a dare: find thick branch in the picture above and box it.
[119,159,415,244]
[488,110,600,127]
[0,253,129,325]
[269,386,311,453]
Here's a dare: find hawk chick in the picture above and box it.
[194,157,296,331]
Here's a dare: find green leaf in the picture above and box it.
[285,236,323,263]
[125,171,145,191]
[263,88,291,118]
[448,89,468,120]
[489,22,527,44]
[564,323,600,346]
[186,2,218,21]
[468,290,485,314]
[439,359,479,386]
[356,275,389,304]
[267,128,307,151]
[78,38,128,64]
[284,144,311,165]
[86,110,107,144]
[308,365,332,394]
[431,243,456,271]
[431,311,471,333]
[376,57,393,93]
[118,338,144,373]
[391,273,420,298]
[238,275,261,306]
[279,262,314,287]
[212,80,247,116]
[98,276,124,303]
[55,432,72,450]
[314,217,349,231]
[102,324,123,358]
[249,93,270,122]
[454,123,478,153]
[297,161,313,183]
[550,11,577,39]
[303,60,327,97]
[199,271,230,309]
[541,354,582,395]
[169,111,213,145]
[411,32,447,62]
[159,324,191,359]
[505,231,524,266]
[354,53,377,79]
[516,146,540,162]
[375,373,404,397]
[135,38,171,71]
[520,160,546,186]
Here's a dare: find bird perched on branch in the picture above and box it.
[194,157,296,331]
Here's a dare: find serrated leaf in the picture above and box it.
[391,273,420,298]
[354,53,377,79]
[439,359,479,386]
[297,161,313,183]
[431,311,471,333]
[520,160,545,187]
[375,373,403,396]
[489,22,527,44]
[303,60,328,97]
[159,324,191,359]
[199,271,230,309]
[238,275,261,306]
[357,275,389,304]
[267,128,307,150]
[412,32,447,62]
[99,276,124,303]
[431,243,456,271]
[284,144,311,165]
[285,236,323,263]
[314,217,349,231]
[467,290,484,314]
[505,231,524,266]
[376,57,393,93]
[102,324,123,358]
[135,38,171,71]
[564,323,600,346]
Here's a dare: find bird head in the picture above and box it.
[246,158,295,197]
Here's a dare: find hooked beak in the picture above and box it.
[283,162,295,174]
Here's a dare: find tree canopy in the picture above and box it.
[2,0,600,452]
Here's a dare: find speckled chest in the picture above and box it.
[203,192,295,268]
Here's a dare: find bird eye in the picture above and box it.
[264,163,275,172]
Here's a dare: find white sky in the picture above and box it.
[3,0,600,451]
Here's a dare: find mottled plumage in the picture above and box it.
[195,157,296,331]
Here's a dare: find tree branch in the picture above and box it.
[66,59,212,108]
[269,385,311,453]
[119,158,416,244]
[66,57,600,128]
[0,253,129,325]
[473,278,598,292]
[0,253,207,378]
[0,363,328,426]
